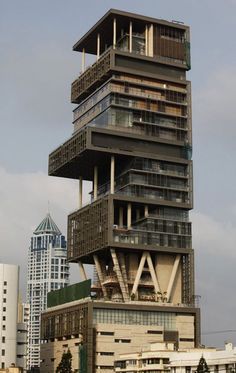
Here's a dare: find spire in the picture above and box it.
[33,213,62,235]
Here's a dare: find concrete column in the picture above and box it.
[82,48,85,72]
[110,156,115,194]
[94,166,98,201]
[127,203,132,229]
[113,18,116,48]
[78,261,87,281]
[146,252,160,294]
[119,207,124,228]
[149,24,154,57]
[144,205,149,217]
[131,252,147,296]
[79,176,83,208]
[129,21,132,53]
[136,209,140,221]
[97,33,100,60]
[93,255,108,298]
[145,25,148,56]
[166,254,181,302]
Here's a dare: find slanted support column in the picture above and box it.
[93,255,108,298]
[79,176,83,208]
[110,248,129,302]
[131,252,147,296]
[97,33,100,60]
[82,48,85,73]
[136,209,140,221]
[94,166,98,201]
[127,203,132,229]
[110,156,115,194]
[129,21,132,53]
[166,254,181,302]
[146,252,161,294]
[119,253,129,294]
[78,261,87,281]
[119,207,123,228]
[113,18,116,48]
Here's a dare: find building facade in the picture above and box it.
[0,263,19,370]
[26,213,69,370]
[17,302,30,372]
[115,342,236,373]
[41,9,200,373]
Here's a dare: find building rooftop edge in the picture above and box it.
[73,8,189,53]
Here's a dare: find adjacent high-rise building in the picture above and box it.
[0,263,19,370]
[41,9,200,372]
[27,213,69,370]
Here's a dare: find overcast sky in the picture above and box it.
[1,0,236,347]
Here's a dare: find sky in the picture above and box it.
[1,0,236,347]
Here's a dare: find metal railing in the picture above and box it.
[113,230,191,249]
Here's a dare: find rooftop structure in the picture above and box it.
[42,9,199,373]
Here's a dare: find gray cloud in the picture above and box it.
[0,165,91,295]
[192,211,236,346]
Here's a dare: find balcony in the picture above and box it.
[91,172,192,207]
[113,229,191,249]
[71,41,189,104]
[48,128,87,176]
[71,47,112,104]
[67,195,192,262]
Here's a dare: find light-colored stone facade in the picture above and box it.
[115,342,236,373]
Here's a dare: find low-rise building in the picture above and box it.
[170,342,236,373]
[115,342,236,373]
[0,264,19,370]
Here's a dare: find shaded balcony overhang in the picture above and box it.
[48,126,190,181]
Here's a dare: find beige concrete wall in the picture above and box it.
[95,323,164,371]
[155,254,182,303]
[40,337,81,373]
[176,314,195,349]
[127,253,139,282]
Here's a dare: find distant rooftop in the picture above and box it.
[34,213,62,235]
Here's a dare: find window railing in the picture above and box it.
[113,230,191,249]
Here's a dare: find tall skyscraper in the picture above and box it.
[41,9,200,372]
[0,263,19,370]
[27,213,69,370]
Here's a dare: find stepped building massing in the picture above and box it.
[41,9,200,373]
